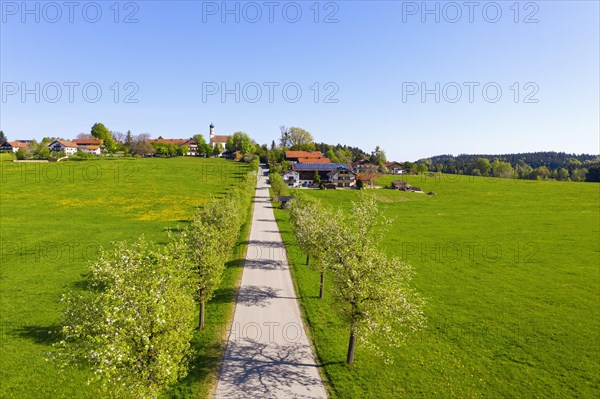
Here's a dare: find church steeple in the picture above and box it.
[209,122,215,139]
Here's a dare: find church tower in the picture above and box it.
[209,122,215,140]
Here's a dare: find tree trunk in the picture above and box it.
[319,272,325,299]
[346,328,357,365]
[306,254,310,266]
[199,300,205,330]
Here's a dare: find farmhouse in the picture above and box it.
[73,139,104,156]
[209,123,230,149]
[81,145,102,155]
[352,159,379,174]
[327,167,356,187]
[282,171,300,187]
[385,161,405,175]
[0,141,29,153]
[48,140,78,156]
[292,163,356,187]
[285,150,330,164]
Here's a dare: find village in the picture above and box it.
[0,123,424,191]
[0,123,230,159]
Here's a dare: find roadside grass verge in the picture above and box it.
[273,175,600,398]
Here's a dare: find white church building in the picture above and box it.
[209,123,230,149]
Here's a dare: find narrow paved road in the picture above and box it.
[214,165,327,399]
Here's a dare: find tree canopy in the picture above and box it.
[129,133,155,156]
[53,238,196,399]
[226,132,254,154]
[290,196,341,298]
[370,146,387,166]
[280,126,315,151]
[91,123,116,152]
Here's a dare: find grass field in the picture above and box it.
[274,174,600,398]
[0,157,252,398]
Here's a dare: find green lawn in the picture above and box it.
[274,174,600,398]
[0,157,252,398]
[0,153,14,162]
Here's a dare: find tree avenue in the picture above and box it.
[290,193,426,364]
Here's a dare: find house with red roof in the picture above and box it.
[384,161,405,175]
[291,163,356,188]
[47,140,78,156]
[0,141,30,153]
[72,138,104,156]
[73,138,103,147]
[352,159,379,174]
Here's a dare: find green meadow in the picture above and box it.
[0,157,251,398]
[274,174,600,398]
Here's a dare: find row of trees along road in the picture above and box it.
[289,193,426,364]
[52,168,257,399]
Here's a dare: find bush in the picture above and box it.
[249,157,260,171]
[269,173,289,197]
[69,150,92,161]
[15,148,27,160]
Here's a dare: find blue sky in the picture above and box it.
[1,0,598,161]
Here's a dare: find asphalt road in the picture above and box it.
[214,165,327,399]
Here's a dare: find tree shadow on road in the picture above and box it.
[218,339,326,399]
[236,285,281,308]
[243,259,286,271]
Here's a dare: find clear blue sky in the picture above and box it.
[1,0,598,161]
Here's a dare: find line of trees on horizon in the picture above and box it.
[409,152,600,182]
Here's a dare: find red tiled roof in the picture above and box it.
[211,135,230,143]
[52,140,78,148]
[73,139,103,145]
[297,157,331,164]
[5,141,29,148]
[83,145,101,150]
[285,151,323,159]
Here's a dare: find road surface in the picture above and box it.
[214,165,327,399]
